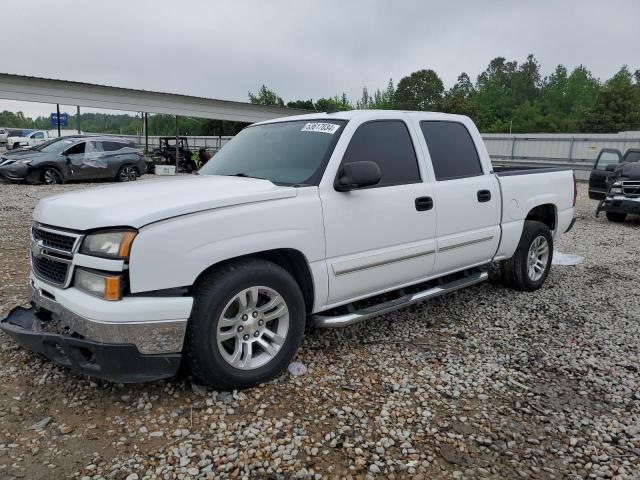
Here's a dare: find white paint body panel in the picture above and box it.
[30,110,575,322]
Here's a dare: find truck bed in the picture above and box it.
[493,165,572,176]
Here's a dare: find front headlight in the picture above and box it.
[17,159,32,164]
[610,182,623,195]
[74,268,122,301]
[80,230,137,259]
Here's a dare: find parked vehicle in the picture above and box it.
[0,135,146,184]
[149,137,197,173]
[0,128,9,145]
[6,129,51,150]
[1,111,576,387]
[589,148,640,200]
[593,149,640,222]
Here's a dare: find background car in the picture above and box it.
[0,135,146,184]
[6,129,51,150]
[0,128,9,145]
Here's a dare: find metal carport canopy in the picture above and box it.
[0,72,309,123]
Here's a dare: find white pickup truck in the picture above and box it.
[6,129,52,150]
[1,111,576,387]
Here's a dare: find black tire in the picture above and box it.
[185,259,306,389]
[501,220,553,291]
[40,167,62,185]
[183,160,195,174]
[117,165,138,182]
[605,211,627,223]
[13,143,21,150]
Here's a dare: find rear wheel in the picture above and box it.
[41,167,62,185]
[185,259,305,389]
[501,221,553,291]
[605,211,627,223]
[117,165,138,182]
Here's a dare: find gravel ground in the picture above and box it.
[0,178,638,480]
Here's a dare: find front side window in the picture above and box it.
[421,121,483,181]
[199,119,345,185]
[339,120,421,187]
[595,151,621,170]
[33,132,45,139]
[624,151,640,163]
[65,142,86,156]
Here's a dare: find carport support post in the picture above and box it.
[76,106,81,134]
[175,116,179,169]
[144,113,149,154]
[56,104,61,137]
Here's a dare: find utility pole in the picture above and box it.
[175,116,179,170]
[56,104,61,137]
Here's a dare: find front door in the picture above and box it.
[320,119,437,306]
[589,149,622,200]
[418,120,500,275]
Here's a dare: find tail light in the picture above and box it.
[573,172,577,207]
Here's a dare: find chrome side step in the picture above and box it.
[311,271,489,328]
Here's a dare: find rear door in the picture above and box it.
[320,119,437,306]
[417,120,500,275]
[589,149,622,199]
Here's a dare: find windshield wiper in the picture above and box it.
[230,172,266,180]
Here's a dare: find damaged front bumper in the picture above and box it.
[596,196,640,217]
[0,281,191,383]
[1,306,181,383]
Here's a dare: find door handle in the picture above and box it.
[477,190,492,202]
[415,196,433,211]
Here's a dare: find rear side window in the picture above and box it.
[102,141,127,151]
[595,151,621,170]
[341,120,420,186]
[420,121,483,181]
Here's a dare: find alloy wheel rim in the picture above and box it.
[216,286,289,370]
[120,167,135,181]
[43,169,57,185]
[527,235,549,281]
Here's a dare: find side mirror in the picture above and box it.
[605,163,617,172]
[335,161,382,192]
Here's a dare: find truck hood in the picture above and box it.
[33,175,298,230]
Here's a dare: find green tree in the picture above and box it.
[248,85,284,107]
[394,69,444,111]
[286,99,315,110]
[580,66,640,132]
[315,94,352,112]
[440,73,476,117]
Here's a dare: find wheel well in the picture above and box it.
[525,204,556,232]
[192,249,315,314]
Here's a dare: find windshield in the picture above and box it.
[8,129,30,137]
[33,137,76,153]
[624,151,640,163]
[198,119,346,185]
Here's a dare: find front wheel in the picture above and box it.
[501,220,553,291]
[41,167,62,185]
[185,259,306,389]
[606,211,627,223]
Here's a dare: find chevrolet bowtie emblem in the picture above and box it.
[30,241,44,258]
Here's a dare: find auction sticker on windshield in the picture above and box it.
[301,122,340,134]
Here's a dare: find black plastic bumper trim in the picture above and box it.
[598,198,640,216]
[0,306,181,383]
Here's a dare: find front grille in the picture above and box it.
[32,255,70,286]
[622,181,640,196]
[32,226,77,253]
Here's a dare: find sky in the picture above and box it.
[1,0,639,119]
